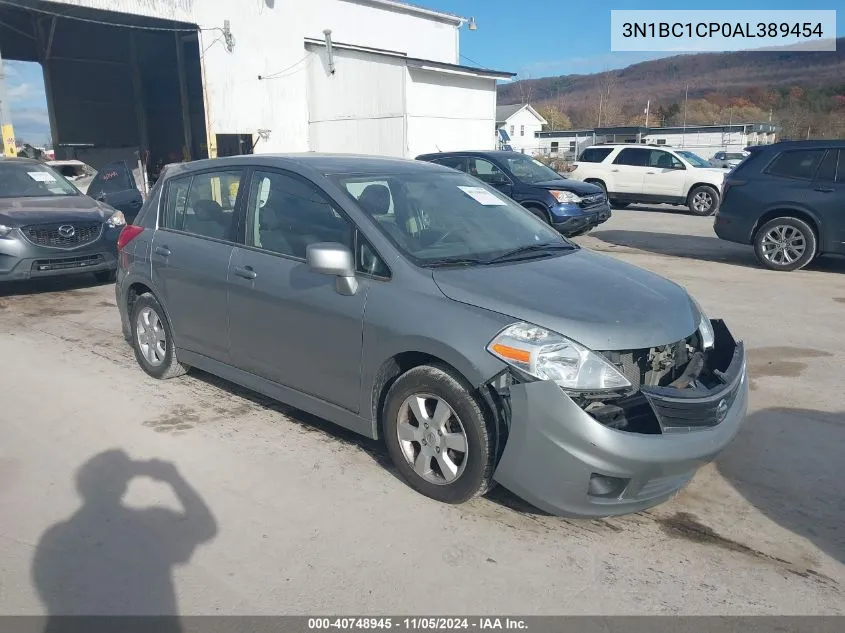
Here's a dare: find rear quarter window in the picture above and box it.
[578,147,613,163]
[765,149,826,180]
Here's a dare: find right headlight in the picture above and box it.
[487,322,631,392]
[689,296,715,350]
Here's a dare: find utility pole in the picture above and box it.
[682,82,689,147]
[598,92,603,127]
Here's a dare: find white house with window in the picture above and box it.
[495,104,546,153]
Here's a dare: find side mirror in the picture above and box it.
[306,242,358,295]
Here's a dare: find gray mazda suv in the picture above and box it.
[0,158,126,282]
[116,154,748,517]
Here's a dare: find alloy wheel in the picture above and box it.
[136,306,167,367]
[396,393,468,485]
[692,190,713,214]
[760,225,806,266]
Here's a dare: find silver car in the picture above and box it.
[115,155,748,517]
[0,158,126,282]
[709,151,749,169]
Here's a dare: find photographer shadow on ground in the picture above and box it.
[31,450,218,632]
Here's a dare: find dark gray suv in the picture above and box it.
[0,158,126,282]
[715,140,845,271]
[116,154,747,517]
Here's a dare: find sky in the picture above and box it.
[2,0,843,145]
[425,0,843,75]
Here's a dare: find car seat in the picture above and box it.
[184,199,229,239]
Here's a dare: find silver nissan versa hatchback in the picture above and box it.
[116,154,748,517]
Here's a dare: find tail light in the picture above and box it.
[117,225,144,250]
[721,179,747,199]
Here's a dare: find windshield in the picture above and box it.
[501,154,563,184]
[333,171,571,267]
[676,151,711,168]
[0,162,79,198]
[725,153,746,160]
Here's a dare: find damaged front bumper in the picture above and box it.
[492,320,748,517]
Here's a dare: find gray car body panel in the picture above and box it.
[115,153,747,517]
[493,349,748,517]
[432,247,699,351]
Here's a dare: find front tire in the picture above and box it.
[130,293,188,379]
[382,364,496,504]
[687,185,719,216]
[753,217,817,272]
[522,203,550,224]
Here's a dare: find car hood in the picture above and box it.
[432,248,699,351]
[0,195,113,226]
[531,179,603,195]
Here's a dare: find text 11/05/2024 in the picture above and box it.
[307,618,528,630]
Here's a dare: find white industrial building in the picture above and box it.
[0,0,512,182]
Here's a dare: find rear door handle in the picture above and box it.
[232,266,257,280]
[814,186,834,193]
[154,246,171,257]
[611,169,620,172]
[646,171,655,174]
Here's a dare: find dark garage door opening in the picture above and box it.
[0,0,209,187]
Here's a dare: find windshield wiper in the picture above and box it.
[485,242,575,264]
[424,256,489,268]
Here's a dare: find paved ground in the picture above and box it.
[1,206,844,616]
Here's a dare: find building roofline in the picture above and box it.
[304,38,514,79]
[349,0,465,25]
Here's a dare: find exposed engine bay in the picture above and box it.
[486,320,744,437]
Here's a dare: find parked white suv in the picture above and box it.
[569,144,729,216]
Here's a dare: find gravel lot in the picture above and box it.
[1,206,843,616]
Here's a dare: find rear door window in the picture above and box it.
[814,150,839,182]
[87,161,135,198]
[613,148,649,167]
[578,147,613,163]
[765,150,825,180]
[431,156,468,172]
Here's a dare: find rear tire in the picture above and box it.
[130,293,188,379]
[687,185,719,216]
[753,217,817,272]
[382,364,496,504]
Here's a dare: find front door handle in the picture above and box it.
[814,186,834,193]
[154,246,171,257]
[646,171,655,174]
[611,169,620,172]
[232,266,257,280]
